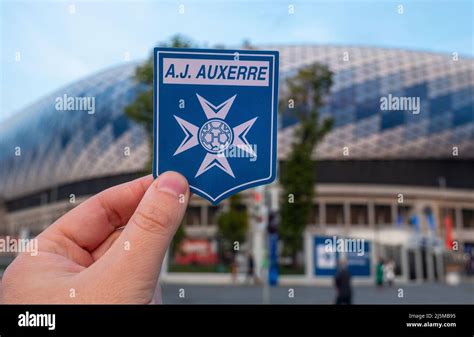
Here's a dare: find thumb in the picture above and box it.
[92,171,189,295]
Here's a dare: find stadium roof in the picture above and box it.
[0,45,473,199]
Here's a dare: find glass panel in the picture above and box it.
[350,204,368,225]
[462,209,474,229]
[208,206,220,226]
[311,204,320,224]
[326,204,344,225]
[375,205,392,224]
[184,206,201,226]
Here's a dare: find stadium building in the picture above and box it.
[0,46,473,284]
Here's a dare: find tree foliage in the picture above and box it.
[217,194,249,249]
[279,63,333,265]
[125,35,197,172]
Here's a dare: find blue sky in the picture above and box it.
[1,0,472,121]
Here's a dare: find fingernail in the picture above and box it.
[156,171,188,197]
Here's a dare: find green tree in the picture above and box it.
[279,63,333,267]
[125,34,197,172]
[241,39,255,50]
[217,194,249,251]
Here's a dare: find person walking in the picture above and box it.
[246,254,255,284]
[231,254,238,284]
[384,259,395,287]
[376,259,385,288]
[334,258,352,305]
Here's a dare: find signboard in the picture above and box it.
[314,236,371,277]
[154,48,279,204]
[175,239,218,266]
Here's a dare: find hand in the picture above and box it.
[0,172,189,304]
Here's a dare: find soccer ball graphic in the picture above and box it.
[199,119,233,153]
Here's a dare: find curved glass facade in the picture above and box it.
[0,63,149,199]
[276,46,473,160]
[0,46,473,199]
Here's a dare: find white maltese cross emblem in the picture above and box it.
[173,94,257,178]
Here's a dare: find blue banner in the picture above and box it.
[268,233,279,285]
[314,236,371,277]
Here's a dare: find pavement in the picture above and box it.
[161,282,474,304]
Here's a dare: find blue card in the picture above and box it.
[154,48,279,204]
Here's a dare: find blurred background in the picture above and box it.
[0,0,473,304]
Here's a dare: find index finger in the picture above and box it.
[46,175,154,252]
